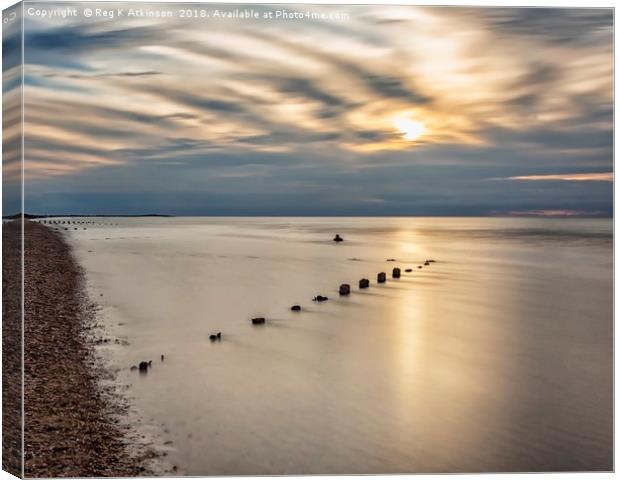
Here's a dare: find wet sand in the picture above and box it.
[17,221,151,477]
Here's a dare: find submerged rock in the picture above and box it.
[339,284,351,295]
[405,269,412,273]
[392,268,401,278]
[359,278,370,289]
[313,295,329,302]
[333,234,344,242]
[291,305,301,311]
[251,317,266,325]
[138,361,149,373]
[377,272,386,283]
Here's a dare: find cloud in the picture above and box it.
[498,172,613,182]
[504,209,606,218]
[44,70,163,78]
[468,8,613,46]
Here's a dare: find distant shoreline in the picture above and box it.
[3,213,173,219]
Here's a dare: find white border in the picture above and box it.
[0,1,615,480]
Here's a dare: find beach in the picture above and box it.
[15,220,152,477]
[2,221,22,476]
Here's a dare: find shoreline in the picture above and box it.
[20,221,152,477]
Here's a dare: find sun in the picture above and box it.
[394,117,426,141]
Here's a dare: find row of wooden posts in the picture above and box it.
[249,260,436,326]
[337,261,432,296]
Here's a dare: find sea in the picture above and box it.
[56,216,612,474]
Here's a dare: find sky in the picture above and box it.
[2,3,614,216]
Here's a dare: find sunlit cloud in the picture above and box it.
[505,209,605,217]
[499,172,613,182]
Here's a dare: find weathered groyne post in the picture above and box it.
[392,268,401,278]
[359,278,370,289]
[377,272,386,283]
[339,284,351,295]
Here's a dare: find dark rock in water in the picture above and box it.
[426,259,436,263]
[313,295,329,302]
[392,267,401,278]
[359,278,370,289]
[339,284,351,295]
[291,305,301,311]
[377,272,386,283]
[161,354,165,362]
[217,332,222,340]
[251,317,266,325]
[138,361,149,373]
[333,234,344,242]
[418,266,423,269]
[386,258,396,262]
[405,268,412,273]
[209,334,218,341]
[424,261,430,266]
[130,365,138,371]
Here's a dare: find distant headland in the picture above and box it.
[2,213,173,220]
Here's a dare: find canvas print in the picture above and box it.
[2,2,614,477]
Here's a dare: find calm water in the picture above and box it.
[61,217,612,474]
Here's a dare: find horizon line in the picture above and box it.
[3,212,613,220]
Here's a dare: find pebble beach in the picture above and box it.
[13,221,152,477]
